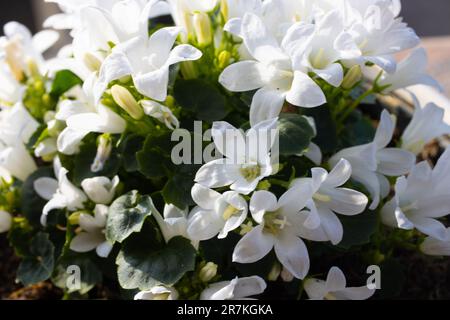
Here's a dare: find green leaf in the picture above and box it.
[21,167,55,227]
[121,135,145,173]
[117,236,196,290]
[340,112,376,149]
[174,79,228,122]
[277,114,315,156]
[106,191,157,243]
[17,232,55,286]
[50,70,83,98]
[136,131,173,179]
[52,255,102,295]
[302,105,338,154]
[73,138,121,185]
[338,210,377,249]
[162,164,199,209]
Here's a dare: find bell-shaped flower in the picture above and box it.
[295,10,360,88]
[401,100,450,155]
[153,204,199,249]
[187,184,248,241]
[219,13,326,126]
[81,175,119,205]
[304,267,375,300]
[381,148,450,241]
[233,183,315,279]
[168,0,217,37]
[344,1,419,73]
[420,229,450,256]
[135,285,179,300]
[330,110,415,210]
[96,26,202,103]
[377,48,441,93]
[141,100,180,130]
[0,21,59,80]
[0,210,12,233]
[70,204,113,258]
[34,161,88,226]
[200,276,266,300]
[56,74,126,155]
[195,118,278,195]
[291,159,369,245]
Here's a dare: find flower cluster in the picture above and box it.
[0,0,450,300]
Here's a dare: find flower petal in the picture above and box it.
[233,225,275,263]
[274,234,310,279]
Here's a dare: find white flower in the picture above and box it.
[81,175,120,205]
[377,48,441,93]
[420,229,450,256]
[96,26,202,102]
[0,64,23,105]
[304,266,375,300]
[344,1,419,73]
[0,143,37,182]
[233,184,315,279]
[70,204,113,258]
[330,110,415,210]
[0,22,59,79]
[292,159,368,245]
[0,210,12,233]
[153,204,199,249]
[200,276,266,300]
[135,285,179,300]
[220,13,326,126]
[381,148,450,241]
[141,100,180,130]
[401,100,450,155]
[195,118,278,195]
[34,161,88,226]
[187,184,248,241]
[56,74,126,155]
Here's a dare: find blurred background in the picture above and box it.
[0,0,449,93]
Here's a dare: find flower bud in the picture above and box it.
[199,262,218,282]
[91,134,112,173]
[0,211,12,233]
[218,50,231,69]
[83,52,102,72]
[220,0,229,21]
[342,65,362,90]
[281,267,294,282]
[193,12,212,46]
[3,39,25,82]
[111,85,144,120]
[26,58,40,78]
[180,61,198,80]
[68,211,83,226]
[268,262,281,281]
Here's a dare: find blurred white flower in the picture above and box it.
[0,210,12,233]
[187,184,248,241]
[233,183,314,279]
[381,148,450,241]
[420,229,450,256]
[141,100,180,130]
[304,266,375,300]
[195,118,278,195]
[200,276,266,300]
[330,110,415,210]
[401,100,450,155]
[70,204,113,258]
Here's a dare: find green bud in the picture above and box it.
[218,50,231,69]
[268,262,281,281]
[193,12,212,46]
[199,262,218,283]
[342,65,362,90]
